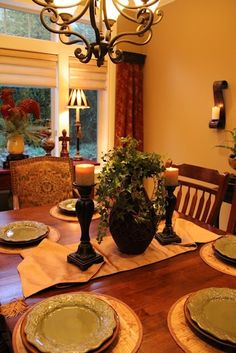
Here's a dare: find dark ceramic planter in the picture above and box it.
[109,197,158,255]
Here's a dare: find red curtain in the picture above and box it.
[114,52,146,151]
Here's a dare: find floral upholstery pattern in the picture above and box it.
[10,157,74,209]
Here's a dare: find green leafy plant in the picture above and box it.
[96,136,166,243]
[216,128,236,157]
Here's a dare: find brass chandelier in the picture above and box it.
[32,0,170,67]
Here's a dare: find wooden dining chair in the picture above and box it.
[227,184,236,234]
[172,163,229,227]
[10,156,75,209]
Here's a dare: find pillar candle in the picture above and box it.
[212,106,220,120]
[75,164,95,185]
[164,167,179,186]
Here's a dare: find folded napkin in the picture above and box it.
[18,239,103,297]
[174,218,221,244]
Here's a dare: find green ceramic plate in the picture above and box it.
[0,221,48,243]
[213,236,236,260]
[58,199,98,215]
[186,287,236,344]
[24,293,117,353]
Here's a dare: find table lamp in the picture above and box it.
[67,88,90,160]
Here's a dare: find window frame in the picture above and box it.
[0,1,116,162]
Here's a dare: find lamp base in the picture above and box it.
[73,155,83,161]
[155,231,181,245]
[67,252,104,271]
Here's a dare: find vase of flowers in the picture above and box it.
[96,137,166,254]
[0,88,43,156]
[7,134,25,154]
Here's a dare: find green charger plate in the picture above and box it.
[58,198,98,215]
[213,236,236,260]
[0,221,49,245]
[24,293,117,353]
[186,287,236,344]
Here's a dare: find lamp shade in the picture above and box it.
[67,89,90,109]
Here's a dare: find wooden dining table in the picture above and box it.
[0,205,235,353]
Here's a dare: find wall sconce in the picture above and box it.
[209,80,228,129]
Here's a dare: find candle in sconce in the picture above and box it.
[75,164,95,185]
[164,167,179,186]
[212,106,220,120]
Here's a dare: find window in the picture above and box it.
[0,2,110,166]
[0,7,50,39]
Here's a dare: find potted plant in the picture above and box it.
[96,137,166,254]
[216,128,236,170]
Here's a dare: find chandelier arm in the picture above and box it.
[59,31,90,46]
[60,1,90,26]
[39,9,91,48]
[110,31,153,48]
[115,0,160,10]
[108,12,154,50]
[74,46,93,64]
[89,0,101,45]
[34,1,90,27]
[152,9,163,25]
[32,0,87,10]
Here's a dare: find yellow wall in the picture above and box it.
[144,0,236,174]
[143,0,236,229]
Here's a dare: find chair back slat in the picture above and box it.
[200,193,212,223]
[172,163,229,227]
[189,189,198,216]
[195,191,205,220]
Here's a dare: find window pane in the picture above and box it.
[6,9,29,37]
[0,86,51,165]
[69,90,97,161]
[70,22,96,43]
[0,8,4,33]
[0,7,51,40]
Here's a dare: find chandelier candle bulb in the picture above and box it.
[75,164,95,185]
[164,167,179,186]
[212,106,220,120]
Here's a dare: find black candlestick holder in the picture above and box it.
[155,185,181,245]
[67,183,103,271]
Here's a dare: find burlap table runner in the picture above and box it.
[17,218,222,298]
[0,226,60,255]
[200,242,236,276]
[167,295,224,353]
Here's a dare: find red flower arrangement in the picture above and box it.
[0,88,44,145]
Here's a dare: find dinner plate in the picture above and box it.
[21,305,120,353]
[58,199,98,215]
[24,293,117,353]
[213,236,236,262]
[184,299,236,350]
[186,287,236,344]
[213,248,236,266]
[0,221,49,246]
